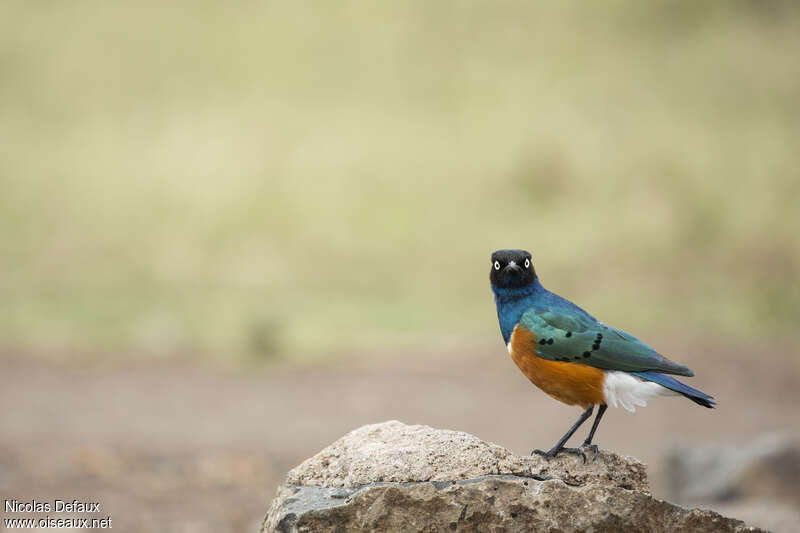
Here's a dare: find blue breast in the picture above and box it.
[492,279,542,343]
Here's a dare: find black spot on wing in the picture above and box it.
[591,332,603,351]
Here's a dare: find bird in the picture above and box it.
[490,249,714,462]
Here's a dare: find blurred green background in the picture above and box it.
[2,0,799,363]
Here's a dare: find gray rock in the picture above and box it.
[665,434,800,533]
[262,421,764,533]
[666,434,800,506]
[285,420,647,492]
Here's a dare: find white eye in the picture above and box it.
[493,261,501,271]
[524,258,530,268]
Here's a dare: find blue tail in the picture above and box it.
[632,371,716,408]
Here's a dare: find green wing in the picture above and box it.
[518,308,693,376]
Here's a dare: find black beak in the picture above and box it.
[503,263,522,275]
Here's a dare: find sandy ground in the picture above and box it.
[1,342,799,532]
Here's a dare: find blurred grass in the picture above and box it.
[1,1,799,362]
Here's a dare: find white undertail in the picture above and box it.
[603,371,677,412]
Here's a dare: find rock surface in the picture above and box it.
[285,420,647,492]
[262,421,764,533]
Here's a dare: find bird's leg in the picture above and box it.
[532,405,594,463]
[580,404,607,462]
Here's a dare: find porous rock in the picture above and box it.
[285,420,647,492]
[261,421,764,533]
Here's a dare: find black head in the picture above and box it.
[490,249,536,289]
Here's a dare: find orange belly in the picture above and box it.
[509,325,606,409]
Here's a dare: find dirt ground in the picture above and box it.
[1,342,799,532]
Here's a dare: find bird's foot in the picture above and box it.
[580,443,600,463]
[531,447,587,464]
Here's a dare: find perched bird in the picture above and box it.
[490,249,714,462]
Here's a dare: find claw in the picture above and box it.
[531,447,587,464]
[582,443,599,462]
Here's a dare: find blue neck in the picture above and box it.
[492,277,544,344]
